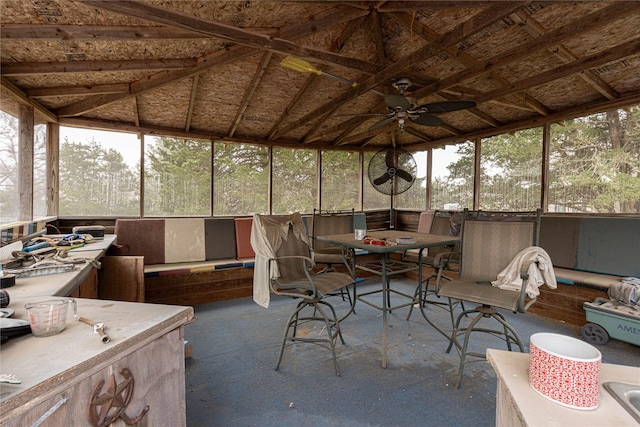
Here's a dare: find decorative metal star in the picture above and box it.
[87,368,149,427]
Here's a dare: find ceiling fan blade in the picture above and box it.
[410,113,444,126]
[373,172,392,186]
[280,56,357,87]
[415,100,477,113]
[396,168,413,182]
[385,94,411,111]
[369,117,396,131]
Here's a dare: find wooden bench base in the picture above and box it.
[145,267,254,306]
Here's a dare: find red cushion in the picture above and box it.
[234,218,255,259]
[115,219,165,265]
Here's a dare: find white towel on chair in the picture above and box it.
[491,246,557,298]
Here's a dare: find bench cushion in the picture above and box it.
[205,218,237,260]
[234,217,255,259]
[164,218,206,263]
[554,267,622,289]
[144,258,254,277]
[116,219,165,264]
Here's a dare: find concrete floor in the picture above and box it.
[184,278,639,427]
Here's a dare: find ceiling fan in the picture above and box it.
[353,78,477,131]
[280,56,477,131]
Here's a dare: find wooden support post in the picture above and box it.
[46,122,59,216]
[18,104,34,221]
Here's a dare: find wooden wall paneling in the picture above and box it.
[70,268,98,299]
[527,283,607,326]
[144,268,254,306]
[98,256,145,302]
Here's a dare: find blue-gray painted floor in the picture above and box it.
[184,278,638,427]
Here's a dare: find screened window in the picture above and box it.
[396,150,427,211]
[431,142,474,210]
[59,127,139,216]
[0,111,19,223]
[272,147,317,214]
[549,106,640,213]
[144,136,211,216]
[321,150,359,211]
[479,128,542,211]
[214,142,268,216]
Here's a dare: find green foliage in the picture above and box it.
[213,143,269,216]
[272,147,317,214]
[479,128,542,210]
[145,137,211,216]
[549,106,640,213]
[59,138,139,216]
[432,106,639,213]
[321,151,359,210]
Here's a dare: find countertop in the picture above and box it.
[487,348,640,426]
[0,297,193,415]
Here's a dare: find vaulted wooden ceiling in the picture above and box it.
[2,1,640,152]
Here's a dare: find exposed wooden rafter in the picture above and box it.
[1,0,638,152]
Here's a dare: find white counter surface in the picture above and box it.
[487,348,640,427]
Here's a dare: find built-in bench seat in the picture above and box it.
[532,215,640,326]
[110,213,370,305]
[112,217,256,305]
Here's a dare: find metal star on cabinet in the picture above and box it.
[87,368,149,427]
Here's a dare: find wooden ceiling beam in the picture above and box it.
[511,10,619,101]
[54,4,369,117]
[389,10,550,118]
[267,15,367,141]
[184,75,199,133]
[0,24,226,40]
[371,10,386,66]
[410,2,638,102]
[273,2,529,138]
[56,116,362,152]
[476,38,640,105]
[300,16,370,144]
[80,0,382,75]
[403,126,433,142]
[56,91,640,153]
[377,1,502,12]
[25,83,130,97]
[335,124,392,146]
[2,58,197,75]
[228,51,273,138]
[1,77,57,122]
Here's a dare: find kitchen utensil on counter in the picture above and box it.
[25,298,77,337]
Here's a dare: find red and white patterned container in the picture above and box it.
[529,332,602,410]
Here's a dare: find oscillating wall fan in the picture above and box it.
[368,147,417,196]
[368,146,417,229]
